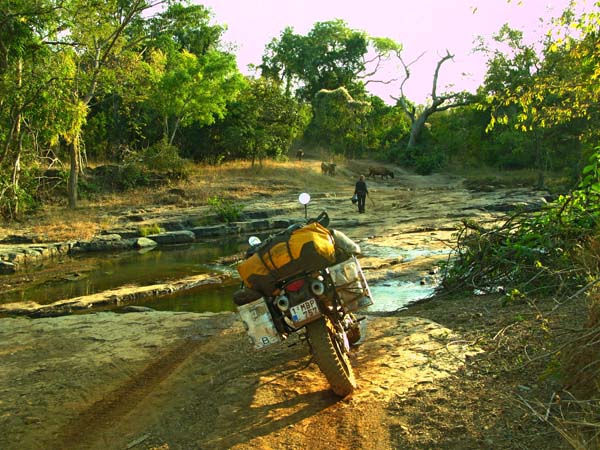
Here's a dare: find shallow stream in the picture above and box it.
[1,240,244,312]
[1,240,447,314]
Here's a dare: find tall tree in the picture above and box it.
[480,7,599,183]
[310,87,370,156]
[260,20,369,102]
[508,6,600,132]
[53,0,165,208]
[144,48,242,145]
[215,77,310,165]
[376,35,474,149]
[0,0,70,217]
[119,3,243,149]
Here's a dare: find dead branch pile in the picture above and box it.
[440,191,600,301]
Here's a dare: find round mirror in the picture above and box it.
[298,192,311,205]
[248,236,261,247]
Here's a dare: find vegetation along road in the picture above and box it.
[0,1,598,449]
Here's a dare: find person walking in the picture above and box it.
[354,174,369,214]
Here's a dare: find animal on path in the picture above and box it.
[321,162,336,176]
[367,166,394,180]
[296,149,304,161]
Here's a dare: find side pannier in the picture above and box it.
[237,222,336,295]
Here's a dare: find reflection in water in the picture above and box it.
[369,282,435,312]
[121,283,240,313]
[361,243,450,261]
[2,239,445,315]
[1,239,243,307]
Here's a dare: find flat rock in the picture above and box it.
[146,230,196,244]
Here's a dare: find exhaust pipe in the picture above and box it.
[276,294,290,311]
[310,279,325,296]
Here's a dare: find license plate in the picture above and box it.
[290,298,320,324]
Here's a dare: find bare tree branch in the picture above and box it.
[431,50,454,100]
[364,77,399,87]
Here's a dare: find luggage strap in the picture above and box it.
[258,239,294,280]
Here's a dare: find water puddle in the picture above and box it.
[361,243,450,261]
[118,283,240,313]
[368,281,436,312]
[2,239,445,316]
[0,240,244,307]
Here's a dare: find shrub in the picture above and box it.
[138,224,164,236]
[207,196,243,223]
[142,141,189,180]
[441,149,600,299]
[118,162,148,190]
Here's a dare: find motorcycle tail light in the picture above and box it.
[285,279,305,292]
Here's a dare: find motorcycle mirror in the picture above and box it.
[298,192,311,205]
[299,192,310,219]
[248,236,261,247]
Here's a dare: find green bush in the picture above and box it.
[414,151,444,175]
[138,224,164,236]
[389,143,445,175]
[0,179,39,219]
[118,162,148,190]
[142,141,189,180]
[0,166,43,219]
[207,196,243,223]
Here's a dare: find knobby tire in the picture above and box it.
[305,316,356,396]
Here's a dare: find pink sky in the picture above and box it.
[195,0,588,104]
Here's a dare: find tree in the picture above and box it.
[363,36,474,149]
[209,77,309,165]
[53,0,166,209]
[479,9,599,183]
[81,2,241,161]
[260,20,369,102]
[392,48,474,149]
[500,6,600,131]
[0,0,73,217]
[145,47,242,145]
[364,95,411,154]
[309,87,370,157]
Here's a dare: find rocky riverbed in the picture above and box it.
[0,160,564,450]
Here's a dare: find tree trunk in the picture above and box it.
[68,141,78,209]
[407,113,428,149]
[11,152,20,217]
[9,58,23,217]
[534,130,546,189]
[169,117,181,146]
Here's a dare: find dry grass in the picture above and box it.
[26,208,116,242]
[556,235,600,450]
[1,159,348,242]
[563,288,600,398]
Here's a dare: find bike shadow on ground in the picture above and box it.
[193,334,345,448]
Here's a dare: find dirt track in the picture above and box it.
[0,160,558,450]
[0,311,481,450]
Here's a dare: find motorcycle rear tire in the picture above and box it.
[306,316,356,396]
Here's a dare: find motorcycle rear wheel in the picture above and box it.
[306,316,356,396]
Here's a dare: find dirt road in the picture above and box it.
[1,310,483,450]
[0,161,560,450]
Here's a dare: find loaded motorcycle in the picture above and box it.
[233,212,373,396]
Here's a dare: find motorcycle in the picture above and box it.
[233,211,373,396]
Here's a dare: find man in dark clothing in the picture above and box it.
[354,175,369,213]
